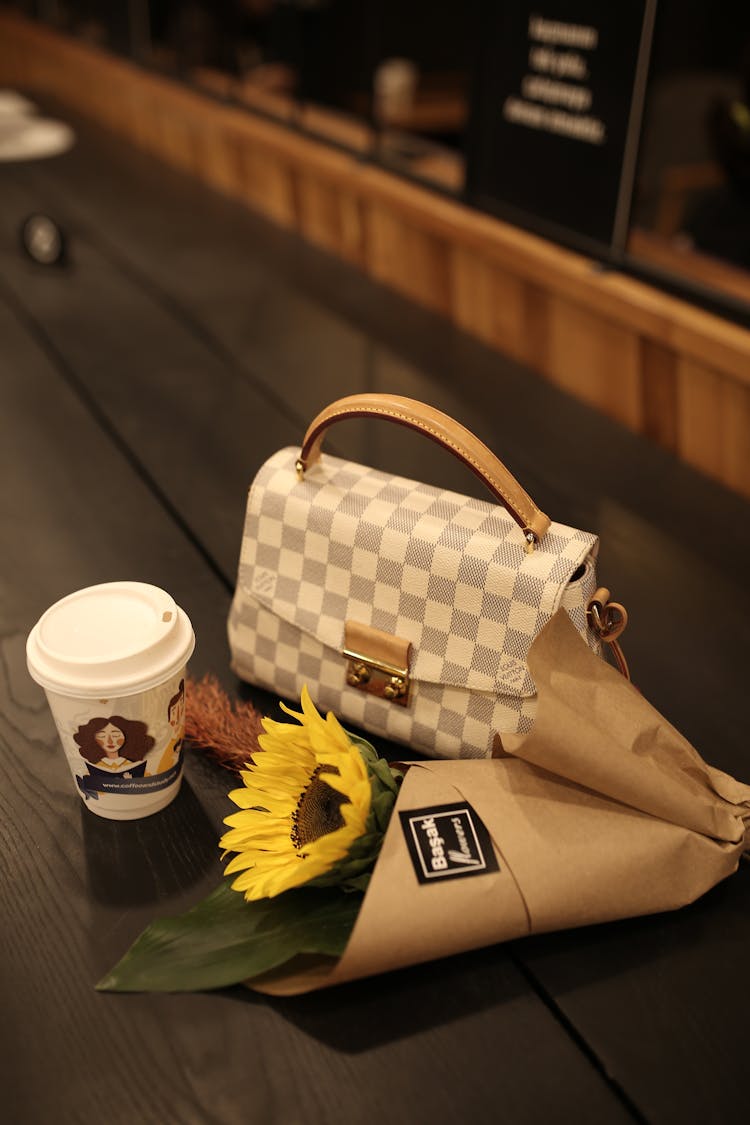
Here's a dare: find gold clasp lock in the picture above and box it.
[343,648,410,706]
[342,621,412,707]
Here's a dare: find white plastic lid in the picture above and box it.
[26,582,195,698]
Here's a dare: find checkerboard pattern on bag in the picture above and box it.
[228,448,600,759]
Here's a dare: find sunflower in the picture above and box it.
[220,687,401,901]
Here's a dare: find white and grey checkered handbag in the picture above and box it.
[228,394,627,759]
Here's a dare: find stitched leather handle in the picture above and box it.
[298,393,551,544]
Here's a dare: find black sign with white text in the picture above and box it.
[467,1,657,254]
[400,803,499,885]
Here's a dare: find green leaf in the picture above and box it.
[370,788,398,834]
[96,880,362,993]
[347,732,378,759]
[348,733,401,788]
[341,871,371,893]
[368,755,403,796]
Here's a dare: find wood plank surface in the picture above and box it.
[0,177,640,1125]
[1,104,749,1124]
[0,275,634,1125]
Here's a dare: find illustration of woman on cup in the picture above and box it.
[156,679,185,774]
[74,716,155,790]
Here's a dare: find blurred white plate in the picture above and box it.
[0,90,38,117]
[0,117,75,162]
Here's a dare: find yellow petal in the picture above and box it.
[219,687,377,899]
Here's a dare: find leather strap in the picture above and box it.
[607,639,630,680]
[298,394,551,543]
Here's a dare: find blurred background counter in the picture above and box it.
[1,0,748,500]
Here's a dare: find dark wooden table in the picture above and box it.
[1,105,748,1125]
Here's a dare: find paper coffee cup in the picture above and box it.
[373,57,419,121]
[27,582,195,821]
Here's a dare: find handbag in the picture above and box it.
[228,394,628,759]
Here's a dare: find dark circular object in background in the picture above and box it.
[20,213,67,266]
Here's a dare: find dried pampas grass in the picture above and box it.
[185,674,264,774]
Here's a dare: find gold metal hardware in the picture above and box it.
[586,588,628,642]
[587,601,606,633]
[586,588,631,680]
[383,676,408,701]
[346,661,370,687]
[343,647,410,706]
[295,458,305,480]
[523,529,537,555]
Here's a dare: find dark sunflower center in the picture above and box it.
[290,765,347,849]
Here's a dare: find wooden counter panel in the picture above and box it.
[639,340,680,454]
[677,360,750,495]
[545,299,643,432]
[451,250,531,367]
[366,201,453,317]
[296,171,366,267]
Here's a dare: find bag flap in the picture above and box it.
[238,449,598,697]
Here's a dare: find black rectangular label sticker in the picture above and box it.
[399,803,499,885]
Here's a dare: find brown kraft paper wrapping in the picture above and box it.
[252,611,750,996]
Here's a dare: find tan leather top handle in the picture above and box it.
[298,394,551,545]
